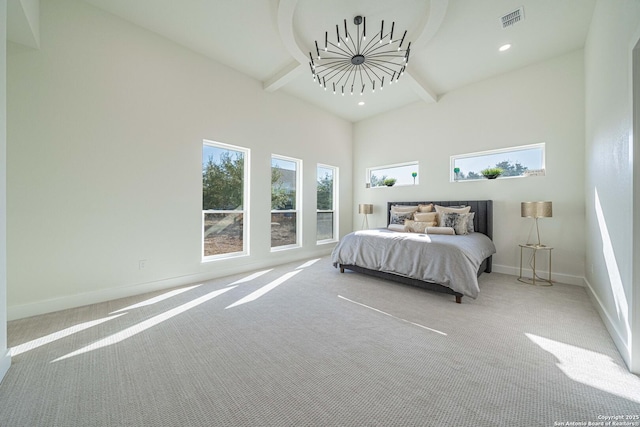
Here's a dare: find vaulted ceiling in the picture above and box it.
[12,0,597,122]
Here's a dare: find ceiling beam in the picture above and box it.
[264,0,308,92]
[404,69,438,104]
[400,0,448,104]
[263,61,304,92]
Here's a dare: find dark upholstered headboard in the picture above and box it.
[386,200,494,241]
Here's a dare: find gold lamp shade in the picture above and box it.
[521,201,552,246]
[359,204,373,229]
[358,204,373,214]
[521,201,552,218]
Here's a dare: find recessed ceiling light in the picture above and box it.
[499,44,511,52]
[358,101,365,106]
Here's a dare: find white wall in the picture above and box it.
[6,0,353,319]
[0,0,11,382]
[584,0,640,374]
[354,50,586,285]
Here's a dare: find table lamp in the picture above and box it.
[359,204,373,230]
[521,201,552,247]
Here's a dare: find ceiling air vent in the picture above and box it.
[500,7,524,29]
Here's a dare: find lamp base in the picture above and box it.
[361,214,369,230]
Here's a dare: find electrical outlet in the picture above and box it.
[139,260,147,270]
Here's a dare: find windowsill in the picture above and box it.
[450,173,544,183]
[316,239,337,245]
[202,251,249,263]
[270,244,301,253]
[368,184,419,189]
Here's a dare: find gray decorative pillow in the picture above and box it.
[390,211,414,225]
[467,212,475,233]
[440,212,470,235]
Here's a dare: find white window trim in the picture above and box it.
[450,142,546,182]
[202,140,250,262]
[366,161,419,188]
[317,163,338,245]
[271,154,302,251]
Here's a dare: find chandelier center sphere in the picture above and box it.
[351,54,365,65]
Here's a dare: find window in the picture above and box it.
[367,161,419,188]
[202,141,249,259]
[450,143,545,181]
[271,155,301,250]
[317,164,338,243]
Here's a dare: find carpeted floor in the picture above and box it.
[1,256,639,426]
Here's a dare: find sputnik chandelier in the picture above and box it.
[309,15,411,95]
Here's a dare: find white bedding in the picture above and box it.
[331,229,496,298]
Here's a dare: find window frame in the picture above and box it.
[270,154,302,251]
[450,142,546,182]
[201,140,250,262]
[366,161,419,188]
[316,163,338,244]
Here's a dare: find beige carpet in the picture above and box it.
[1,256,639,426]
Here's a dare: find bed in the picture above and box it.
[331,200,496,303]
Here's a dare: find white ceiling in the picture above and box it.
[79,0,595,122]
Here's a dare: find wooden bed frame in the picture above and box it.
[338,200,494,304]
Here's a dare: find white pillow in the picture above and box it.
[391,205,419,213]
[387,223,407,232]
[425,227,455,235]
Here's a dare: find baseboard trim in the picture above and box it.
[491,264,586,287]
[583,277,631,369]
[0,349,10,384]
[8,248,334,321]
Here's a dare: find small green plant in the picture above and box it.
[480,167,504,179]
[383,177,397,186]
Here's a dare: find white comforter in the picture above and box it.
[331,229,496,298]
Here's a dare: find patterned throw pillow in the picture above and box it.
[439,212,471,235]
[466,212,475,233]
[390,211,414,225]
[404,220,437,233]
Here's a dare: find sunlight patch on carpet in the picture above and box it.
[10,313,127,357]
[526,333,640,404]
[110,285,201,314]
[51,286,237,362]
[296,258,321,269]
[228,269,273,286]
[226,271,301,309]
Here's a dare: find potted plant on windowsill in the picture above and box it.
[383,178,397,187]
[480,167,503,180]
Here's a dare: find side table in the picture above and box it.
[518,244,553,286]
